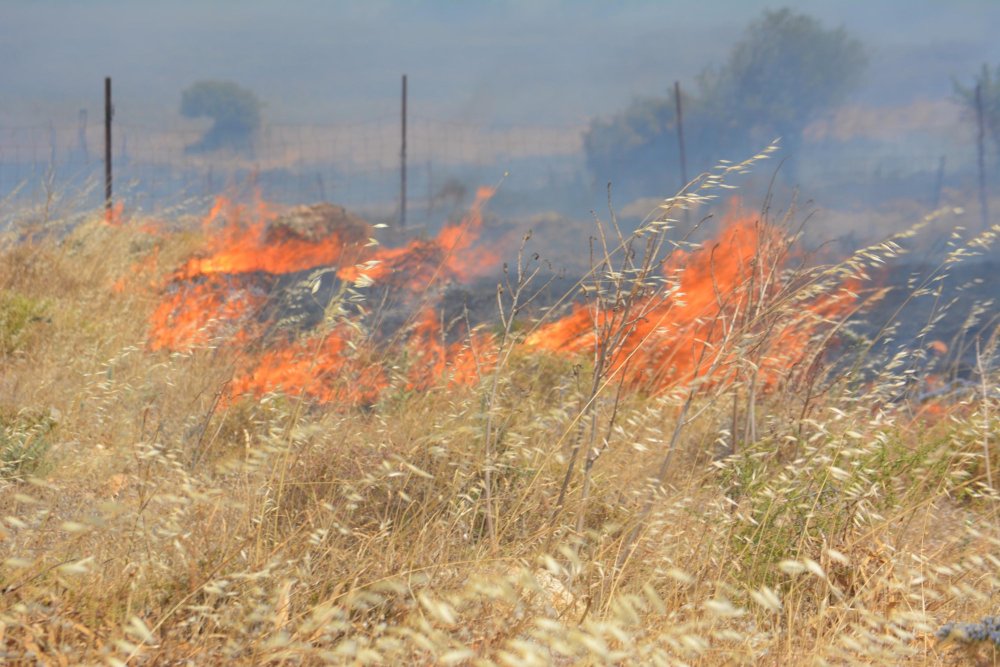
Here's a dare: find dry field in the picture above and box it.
[0,152,998,665]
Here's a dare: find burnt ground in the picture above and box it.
[846,259,999,383]
[213,203,999,385]
[258,257,997,374]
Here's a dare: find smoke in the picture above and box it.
[3,1,1000,252]
[4,1,998,126]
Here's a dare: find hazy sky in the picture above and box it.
[3,1,1000,128]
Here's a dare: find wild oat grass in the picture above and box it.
[0,175,998,666]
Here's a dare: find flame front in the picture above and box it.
[175,196,366,280]
[526,211,856,393]
[142,194,854,406]
[337,186,498,289]
[148,276,265,351]
[146,187,499,405]
[228,329,388,405]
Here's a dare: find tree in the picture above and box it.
[702,8,867,158]
[180,81,262,154]
[583,95,677,199]
[954,64,1000,158]
[584,8,867,201]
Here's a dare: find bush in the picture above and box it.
[0,411,55,481]
[0,291,48,356]
[180,80,262,154]
[585,8,867,201]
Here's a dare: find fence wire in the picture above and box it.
[0,115,993,225]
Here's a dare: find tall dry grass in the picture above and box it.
[0,164,998,665]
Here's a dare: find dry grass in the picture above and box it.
[0,175,998,666]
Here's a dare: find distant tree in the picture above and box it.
[584,8,867,201]
[701,8,867,158]
[583,96,676,198]
[180,81,262,154]
[954,64,1000,158]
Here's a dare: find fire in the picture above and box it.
[146,187,500,404]
[175,196,366,280]
[404,306,495,391]
[226,308,495,404]
[228,329,388,405]
[143,190,852,407]
[148,276,266,351]
[337,186,498,288]
[103,201,125,226]
[526,210,856,393]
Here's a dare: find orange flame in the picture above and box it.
[527,210,856,393]
[227,309,496,405]
[148,276,265,351]
[146,187,500,405]
[404,306,496,391]
[175,196,365,280]
[146,191,850,407]
[228,329,388,405]
[102,201,125,226]
[338,186,498,288]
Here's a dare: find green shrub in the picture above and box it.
[0,291,49,356]
[0,411,56,480]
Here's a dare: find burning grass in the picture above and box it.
[0,158,998,664]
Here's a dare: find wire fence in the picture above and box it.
[0,118,586,221]
[0,114,994,225]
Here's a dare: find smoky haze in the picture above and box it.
[2,0,1000,253]
[3,1,998,123]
